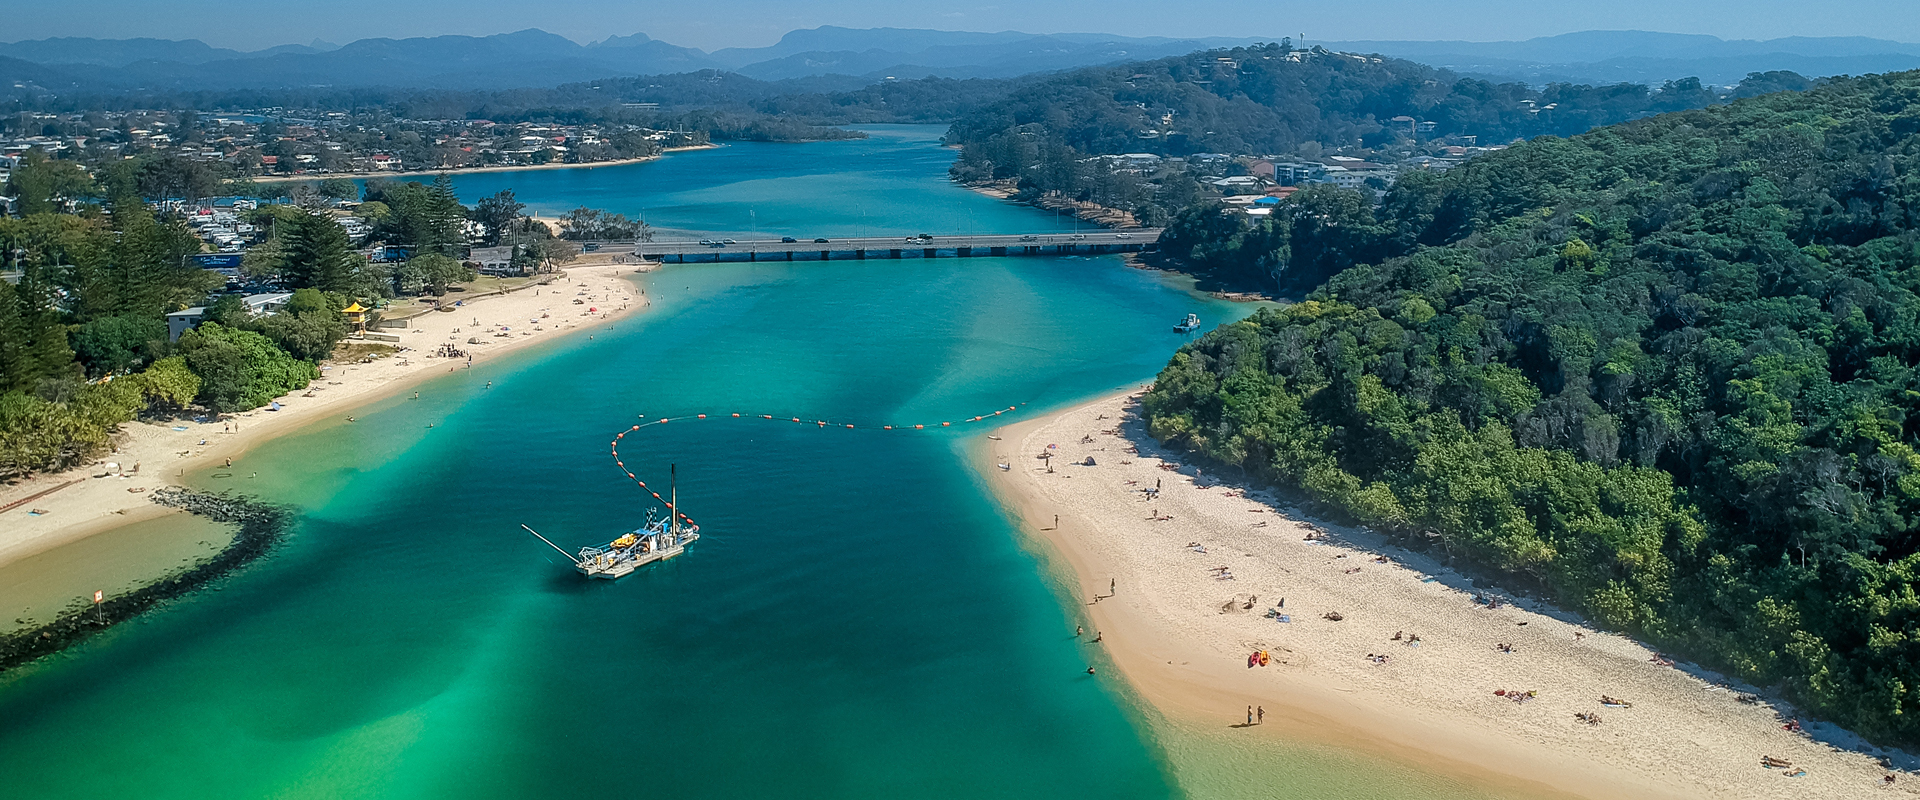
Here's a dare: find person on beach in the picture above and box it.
[1257,706,1265,724]
[1110,578,1116,594]
[1247,706,1254,725]
[1092,631,1103,643]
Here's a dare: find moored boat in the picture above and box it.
[522,464,699,579]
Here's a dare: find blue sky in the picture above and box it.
[7,0,1914,51]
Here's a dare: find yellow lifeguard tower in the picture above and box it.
[342,302,367,337]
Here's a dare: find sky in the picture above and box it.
[6,0,1915,51]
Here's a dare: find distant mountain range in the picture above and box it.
[1,27,1917,99]
[1324,30,1920,85]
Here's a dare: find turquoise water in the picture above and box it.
[0,127,1253,798]
[453,124,1087,240]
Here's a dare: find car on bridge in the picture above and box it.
[721,239,737,245]
[781,237,798,243]
[1019,235,1039,242]
[813,238,830,243]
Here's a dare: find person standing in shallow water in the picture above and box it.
[1246,706,1254,725]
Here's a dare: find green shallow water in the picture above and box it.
[0,127,1525,799]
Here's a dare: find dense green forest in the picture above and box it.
[1143,69,1920,745]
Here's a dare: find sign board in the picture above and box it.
[188,253,244,269]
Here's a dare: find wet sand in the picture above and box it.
[0,512,232,634]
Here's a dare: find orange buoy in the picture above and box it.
[631,425,640,430]
[846,424,855,429]
[914,424,925,429]
[884,425,894,430]
[942,422,950,427]
[732,413,741,417]
[659,418,668,423]
[698,414,707,419]
[792,417,801,423]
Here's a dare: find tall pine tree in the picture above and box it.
[280,211,356,293]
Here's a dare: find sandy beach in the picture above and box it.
[0,258,658,577]
[982,390,1912,799]
[250,143,722,184]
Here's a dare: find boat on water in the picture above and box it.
[522,465,700,579]
[1175,313,1201,333]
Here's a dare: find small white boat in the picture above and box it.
[1175,313,1201,333]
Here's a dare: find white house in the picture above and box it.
[166,292,293,342]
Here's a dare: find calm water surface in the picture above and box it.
[0,127,1513,799]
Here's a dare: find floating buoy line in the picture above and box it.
[609,402,1029,528]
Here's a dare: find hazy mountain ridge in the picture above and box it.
[1324,30,1920,85]
[2,27,1917,97]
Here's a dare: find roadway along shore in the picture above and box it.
[981,389,1909,800]
[0,259,657,574]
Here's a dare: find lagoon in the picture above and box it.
[0,126,1513,799]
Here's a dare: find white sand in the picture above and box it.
[982,389,1911,800]
[0,259,656,571]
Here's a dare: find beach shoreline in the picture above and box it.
[0,258,661,580]
[978,389,1907,799]
[250,143,722,184]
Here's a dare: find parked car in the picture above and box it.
[781,236,798,243]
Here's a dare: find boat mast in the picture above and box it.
[669,463,679,537]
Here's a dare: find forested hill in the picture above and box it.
[1143,69,1920,746]
[944,42,1804,160]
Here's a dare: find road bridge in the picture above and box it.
[619,230,1162,263]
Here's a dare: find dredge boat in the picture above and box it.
[1175,313,1202,333]
[522,465,700,579]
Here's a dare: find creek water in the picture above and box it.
[0,127,1516,799]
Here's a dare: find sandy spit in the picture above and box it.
[0,257,658,571]
[249,144,722,184]
[980,389,1910,800]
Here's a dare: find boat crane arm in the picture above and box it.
[521,524,583,564]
